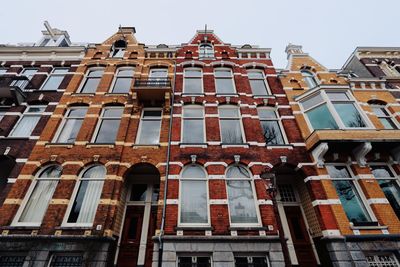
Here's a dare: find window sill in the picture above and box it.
[45,143,74,148]
[105,92,130,96]
[71,93,95,96]
[56,225,93,230]
[253,95,276,99]
[221,143,249,148]
[86,143,115,148]
[350,222,383,229]
[181,93,205,97]
[266,144,293,149]
[132,144,160,149]
[179,143,207,148]
[175,226,213,231]
[2,225,40,230]
[229,226,268,231]
[216,93,239,97]
[1,136,31,140]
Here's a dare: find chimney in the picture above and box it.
[285,43,304,59]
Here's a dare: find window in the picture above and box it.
[182,105,204,143]
[0,68,7,75]
[49,253,83,267]
[41,68,69,90]
[226,165,259,225]
[93,107,123,143]
[301,70,318,89]
[183,68,203,94]
[248,70,270,96]
[371,105,398,129]
[149,68,168,80]
[258,108,285,145]
[379,61,400,77]
[54,107,87,143]
[0,255,25,267]
[136,109,162,144]
[371,165,400,219]
[79,69,104,93]
[199,43,214,59]
[234,256,269,267]
[326,165,373,225]
[111,40,127,58]
[21,68,38,80]
[16,165,62,225]
[366,253,400,267]
[215,68,236,94]
[300,90,368,130]
[178,256,211,267]
[66,165,105,225]
[219,105,243,144]
[111,68,134,93]
[180,165,208,225]
[10,106,45,137]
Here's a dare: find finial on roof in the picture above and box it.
[285,43,304,58]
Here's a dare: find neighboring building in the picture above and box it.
[280,44,400,266]
[0,22,86,205]
[156,30,320,267]
[0,27,176,266]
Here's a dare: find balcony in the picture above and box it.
[134,78,171,101]
[0,76,28,106]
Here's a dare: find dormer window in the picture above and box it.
[301,70,318,89]
[199,43,214,59]
[111,39,127,58]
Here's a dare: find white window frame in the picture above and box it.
[218,105,246,144]
[326,163,378,224]
[77,67,104,93]
[52,106,88,143]
[62,165,106,227]
[183,68,204,95]
[214,68,236,95]
[178,165,210,227]
[198,43,214,59]
[299,89,373,131]
[247,69,271,96]
[301,70,319,89]
[0,68,8,75]
[258,107,288,145]
[149,68,168,79]
[225,165,261,227]
[12,164,62,227]
[91,106,123,143]
[109,67,134,94]
[40,67,69,91]
[21,68,38,81]
[181,105,206,144]
[9,105,46,137]
[135,108,163,145]
[370,104,399,129]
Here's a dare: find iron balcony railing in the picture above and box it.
[134,78,171,88]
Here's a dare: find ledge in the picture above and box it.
[45,143,74,148]
[86,143,115,148]
[153,235,280,242]
[181,93,205,97]
[179,143,208,148]
[221,143,250,148]
[175,226,213,231]
[229,226,269,231]
[132,144,160,149]
[71,93,95,97]
[1,226,40,230]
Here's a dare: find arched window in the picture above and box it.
[301,70,318,89]
[182,105,204,143]
[16,165,62,225]
[226,165,259,225]
[54,106,88,143]
[78,68,104,93]
[247,69,270,96]
[111,68,134,93]
[111,40,127,58]
[183,68,203,94]
[179,165,208,224]
[66,165,106,225]
[370,103,398,129]
[219,105,244,144]
[199,43,214,59]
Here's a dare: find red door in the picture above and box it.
[284,206,318,267]
[117,206,144,267]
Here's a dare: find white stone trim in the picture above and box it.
[166,199,179,205]
[367,198,390,204]
[321,230,341,237]
[312,199,341,207]
[209,199,228,205]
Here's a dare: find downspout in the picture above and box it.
[158,56,176,267]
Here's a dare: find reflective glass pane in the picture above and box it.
[137,120,161,144]
[226,166,250,178]
[220,120,243,143]
[306,104,338,130]
[112,77,132,93]
[327,92,349,101]
[333,103,366,128]
[219,108,239,118]
[41,76,64,90]
[380,118,397,129]
[326,165,351,178]
[372,107,388,117]
[215,70,232,77]
[227,180,258,223]
[183,107,203,117]
[258,109,277,119]
[88,70,104,77]
[81,78,100,93]
[56,119,84,143]
[118,69,134,76]
[261,121,284,144]
[11,115,41,137]
[95,119,121,143]
[69,108,87,117]
[103,108,123,117]
[185,69,202,77]
[181,180,208,223]
[378,179,400,218]
[183,119,204,143]
[150,69,168,78]
[371,166,395,178]
[216,78,235,94]
[248,71,264,79]
[184,78,202,93]
[82,165,106,178]
[52,68,69,74]
[182,165,206,178]
[250,80,268,95]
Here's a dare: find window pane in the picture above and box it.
[372,107,388,117]
[81,78,100,93]
[380,118,397,129]
[185,69,202,77]
[227,166,251,178]
[215,70,232,77]
[327,92,349,101]
[184,78,202,94]
[41,76,64,90]
[150,69,168,78]
[178,257,192,267]
[112,77,132,93]
[88,70,104,77]
[95,119,121,143]
[220,120,243,143]
[103,108,123,117]
[261,121,284,144]
[378,179,400,218]
[306,104,338,130]
[248,71,264,79]
[332,180,371,223]
[69,108,87,117]
[216,78,235,94]
[138,120,161,144]
[82,165,106,178]
[326,165,351,178]
[258,109,277,119]
[56,119,84,143]
[182,165,206,178]
[130,184,147,201]
[253,257,269,267]
[301,71,318,88]
[371,166,395,178]
[250,80,268,95]
[143,110,162,117]
[53,68,69,74]
[197,257,211,267]
[118,69,134,76]
[333,103,366,128]
[219,108,239,118]
[301,93,324,110]
[183,119,204,143]
[181,180,208,223]
[183,108,203,117]
[227,180,258,223]
[11,115,41,137]
[0,256,25,267]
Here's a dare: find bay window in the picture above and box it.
[54,107,87,143]
[183,68,203,94]
[248,70,270,96]
[215,68,236,94]
[182,105,204,143]
[111,68,134,93]
[93,106,123,143]
[219,105,244,144]
[136,109,162,144]
[258,108,285,145]
[10,106,45,137]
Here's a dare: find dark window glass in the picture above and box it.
[50,255,83,267]
[127,217,138,240]
[0,256,25,267]
[130,184,147,201]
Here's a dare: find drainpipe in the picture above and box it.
[158,57,176,267]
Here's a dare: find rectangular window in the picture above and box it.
[182,106,204,143]
[371,165,400,219]
[372,106,398,129]
[234,256,269,267]
[10,106,45,137]
[136,109,162,144]
[0,68,7,75]
[93,107,123,143]
[258,108,284,145]
[178,256,211,267]
[111,69,134,93]
[21,68,38,80]
[41,68,69,90]
[227,180,258,224]
[49,254,83,267]
[248,71,270,96]
[0,255,25,267]
[79,69,104,93]
[184,68,203,94]
[215,69,236,94]
[180,180,208,224]
[327,165,372,225]
[54,107,87,143]
[219,106,243,144]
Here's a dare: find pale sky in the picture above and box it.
[1,0,399,68]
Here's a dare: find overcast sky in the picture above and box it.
[1,0,399,68]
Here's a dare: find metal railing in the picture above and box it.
[134,78,171,88]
